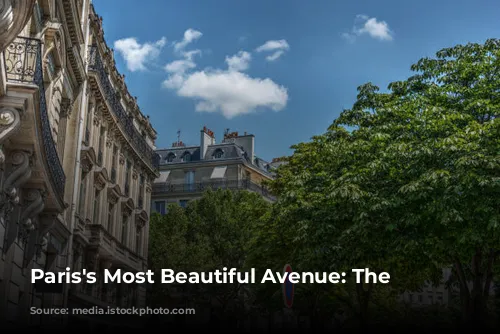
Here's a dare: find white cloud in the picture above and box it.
[113,37,166,71]
[164,59,196,74]
[176,70,288,119]
[256,39,290,52]
[225,51,252,72]
[173,28,203,52]
[342,15,393,42]
[255,39,290,61]
[266,50,285,62]
[162,32,288,118]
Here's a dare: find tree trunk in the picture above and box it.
[355,282,372,328]
[455,249,496,330]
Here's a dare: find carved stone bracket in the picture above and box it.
[60,98,73,118]
[0,150,33,253]
[0,107,22,144]
[106,133,113,148]
[87,248,100,272]
[32,214,56,262]
[119,153,125,165]
[18,188,45,246]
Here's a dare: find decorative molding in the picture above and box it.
[107,187,120,205]
[119,153,125,165]
[60,98,73,117]
[0,0,36,51]
[0,107,22,144]
[87,249,100,271]
[18,188,45,245]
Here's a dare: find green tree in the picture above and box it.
[148,188,271,322]
[269,39,500,328]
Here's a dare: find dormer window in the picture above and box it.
[213,149,224,159]
[182,152,191,162]
[166,153,175,162]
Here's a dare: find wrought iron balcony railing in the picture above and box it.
[3,37,66,200]
[87,46,160,171]
[153,178,276,201]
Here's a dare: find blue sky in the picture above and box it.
[93,0,499,161]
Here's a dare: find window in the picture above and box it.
[182,152,191,162]
[418,295,423,303]
[179,200,189,208]
[408,294,413,302]
[78,172,87,215]
[138,174,145,208]
[166,153,175,162]
[98,127,105,165]
[184,171,195,191]
[136,226,142,255]
[107,203,114,234]
[121,215,128,245]
[213,149,224,159]
[155,201,166,215]
[125,160,131,195]
[93,189,100,223]
[111,145,118,183]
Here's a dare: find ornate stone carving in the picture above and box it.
[60,98,73,117]
[18,188,45,245]
[1,150,32,229]
[101,259,113,270]
[0,107,22,144]
[87,249,99,271]
[107,188,119,205]
[0,0,36,51]
[106,132,114,147]
[119,153,125,165]
[94,173,106,191]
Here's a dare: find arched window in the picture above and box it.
[166,153,175,162]
[182,152,191,162]
[213,149,224,159]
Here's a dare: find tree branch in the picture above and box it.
[454,256,470,299]
[483,249,496,298]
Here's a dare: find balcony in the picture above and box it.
[3,37,66,201]
[86,224,144,271]
[153,178,276,201]
[87,46,160,172]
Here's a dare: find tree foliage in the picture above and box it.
[269,38,500,327]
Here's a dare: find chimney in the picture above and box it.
[232,132,254,163]
[200,126,215,159]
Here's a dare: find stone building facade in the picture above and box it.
[152,127,281,212]
[0,0,159,328]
